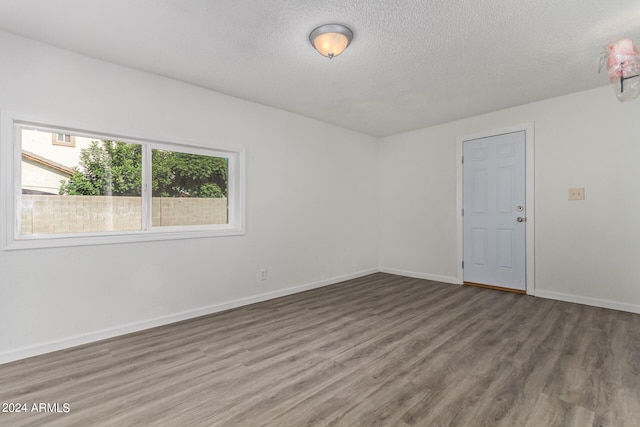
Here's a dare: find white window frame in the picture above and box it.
[1,112,246,250]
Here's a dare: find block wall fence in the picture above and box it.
[20,195,228,234]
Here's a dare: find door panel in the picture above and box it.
[497,229,513,268]
[463,131,526,291]
[472,169,487,213]
[496,166,513,213]
[472,228,487,265]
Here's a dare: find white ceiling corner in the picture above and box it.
[1,0,639,137]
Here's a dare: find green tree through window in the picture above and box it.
[59,140,228,198]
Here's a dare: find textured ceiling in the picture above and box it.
[1,0,640,137]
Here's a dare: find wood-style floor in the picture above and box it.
[1,273,639,426]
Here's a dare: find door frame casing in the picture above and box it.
[456,123,535,295]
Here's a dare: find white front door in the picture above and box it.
[463,131,526,291]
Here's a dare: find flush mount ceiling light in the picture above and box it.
[309,24,353,59]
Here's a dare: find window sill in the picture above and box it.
[3,226,245,251]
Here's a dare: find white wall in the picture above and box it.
[380,85,640,312]
[0,31,380,362]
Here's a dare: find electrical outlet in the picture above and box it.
[568,188,585,201]
[257,269,268,282]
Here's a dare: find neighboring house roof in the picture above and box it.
[22,150,74,176]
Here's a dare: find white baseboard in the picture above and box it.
[379,267,459,285]
[0,268,379,365]
[535,289,640,314]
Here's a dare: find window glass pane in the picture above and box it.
[20,128,142,235]
[151,149,228,227]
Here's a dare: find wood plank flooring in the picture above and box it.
[0,273,639,426]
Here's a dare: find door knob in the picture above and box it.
[517,217,526,222]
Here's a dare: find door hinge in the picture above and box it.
[461,156,464,164]
[462,208,464,216]
[462,261,464,269]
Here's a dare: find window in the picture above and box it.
[52,132,76,147]
[2,118,245,250]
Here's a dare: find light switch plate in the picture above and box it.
[568,188,585,201]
